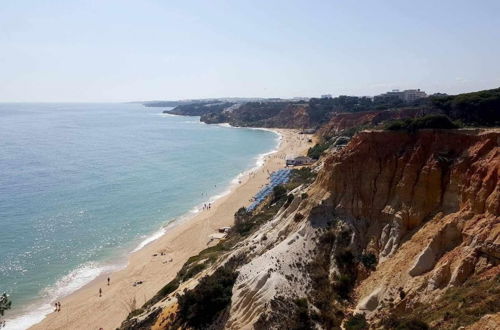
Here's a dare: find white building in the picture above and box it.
[375,89,427,102]
[402,89,427,102]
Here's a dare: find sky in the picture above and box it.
[1,0,499,102]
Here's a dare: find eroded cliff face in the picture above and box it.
[221,129,498,329]
[317,130,499,324]
[320,129,498,255]
[123,129,499,329]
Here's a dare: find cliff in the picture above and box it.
[226,129,499,329]
[316,107,439,137]
[122,129,499,329]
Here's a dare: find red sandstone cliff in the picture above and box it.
[314,129,499,328]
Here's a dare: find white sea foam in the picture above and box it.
[157,112,177,117]
[131,227,167,253]
[216,123,233,128]
[4,262,122,330]
[4,303,53,330]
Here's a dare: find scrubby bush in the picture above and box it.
[177,263,238,329]
[385,114,458,131]
[126,308,144,320]
[294,212,304,222]
[345,314,368,330]
[294,298,313,329]
[335,274,353,300]
[272,185,287,202]
[431,87,500,126]
[284,194,294,208]
[152,278,179,303]
[336,251,355,267]
[233,207,252,235]
[394,319,429,330]
[287,168,316,191]
[179,262,207,282]
[360,253,377,270]
[307,142,331,159]
[382,316,429,330]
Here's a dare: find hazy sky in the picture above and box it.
[1,0,499,102]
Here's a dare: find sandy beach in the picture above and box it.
[29,128,312,330]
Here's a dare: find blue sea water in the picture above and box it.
[0,103,279,329]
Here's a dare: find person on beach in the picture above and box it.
[107,277,110,286]
[99,288,102,297]
[54,302,58,312]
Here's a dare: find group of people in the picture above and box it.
[53,277,110,314]
[202,202,211,210]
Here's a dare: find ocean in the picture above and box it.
[0,103,279,329]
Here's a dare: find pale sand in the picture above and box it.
[30,129,313,330]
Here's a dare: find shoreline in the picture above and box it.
[6,122,281,330]
[5,125,281,329]
[20,128,311,330]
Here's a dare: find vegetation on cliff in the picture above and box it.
[176,259,241,329]
[382,275,499,329]
[384,114,459,131]
[430,87,500,126]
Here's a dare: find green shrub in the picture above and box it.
[385,114,458,131]
[360,253,377,270]
[273,185,287,201]
[284,194,294,207]
[126,308,144,320]
[177,263,238,329]
[307,142,331,159]
[395,319,429,330]
[335,274,353,300]
[336,251,355,267]
[345,314,368,330]
[286,168,316,191]
[179,262,207,282]
[430,87,500,126]
[294,298,312,329]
